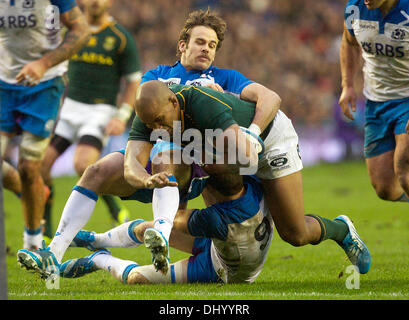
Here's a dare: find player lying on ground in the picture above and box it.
[60,173,274,284]
[17,140,371,280]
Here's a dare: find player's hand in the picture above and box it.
[338,86,357,121]
[144,172,178,189]
[406,119,409,134]
[105,118,126,136]
[204,83,224,92]
[15,59,48,86]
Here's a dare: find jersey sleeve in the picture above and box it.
[117,27,141,77]
[216,68,254,95]
[51,0,77,14]
[128,115,153,142]
[344,0,359,37]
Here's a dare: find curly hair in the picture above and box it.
[176,9,227,57]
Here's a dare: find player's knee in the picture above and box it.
[81,162,106,187]
[126,270,151,285]
[372,184,396,201]
[277,227,309,247]
[17,159,41,182]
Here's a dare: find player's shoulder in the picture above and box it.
[210,65,244,77]
[50,0,77,13]
[344,0,365,14]
[110,22,133,38]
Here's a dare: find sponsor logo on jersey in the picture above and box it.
[22,0,34,9]
[391,28,406,40]
[103,36,116,51]
[268,153,290,170]
[87,36,98,47]
[360,41,404,58]
[0,14,36,28]
[71,52,114,66]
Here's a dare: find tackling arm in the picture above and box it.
[240,83,281,135]
[124,140,178,189]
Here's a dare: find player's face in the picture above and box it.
[82,0,111,17]
[142,98,180,136]
[179,26,218,71]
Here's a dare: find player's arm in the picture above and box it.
[339,22,361,120]
[217,123,259,175]
[124,140,178,189]
[16,5,90,86]
[240,82,281,135]
[105,76,141,136]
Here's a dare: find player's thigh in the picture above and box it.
[78,151,135,196]
[261,171,306,234]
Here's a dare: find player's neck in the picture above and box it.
[379,0,398,16]
[87,13,112,29]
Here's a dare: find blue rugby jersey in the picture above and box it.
[141,61,254,97]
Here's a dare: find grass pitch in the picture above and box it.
[3,161,409,300]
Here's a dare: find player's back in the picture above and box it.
[210,176,274,283]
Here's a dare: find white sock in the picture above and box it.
[93,253,138,283]
[23,227,43,250]
[93,220,144,248]
[152,182,179,242]
[49,187,98,263]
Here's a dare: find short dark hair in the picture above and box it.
[176,9,227,57]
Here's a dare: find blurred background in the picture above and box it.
[5,0,367,175]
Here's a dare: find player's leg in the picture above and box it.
[259,111,370,272]
[394,133,409,201]
[2,160,22,197]
[363,98,409,202]
[41,135,73,240]
[46,151,137,263]
[366,150,403,201]
[18,131,53,249]
[143,143,193,274]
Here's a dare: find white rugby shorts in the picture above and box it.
[54,97,116,145]
[256,110,303,180]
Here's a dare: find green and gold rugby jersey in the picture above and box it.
[67,19,140,106]
[128,84,256,143]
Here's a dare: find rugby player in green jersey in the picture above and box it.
[40,0,141,239]
[125,80,371,275]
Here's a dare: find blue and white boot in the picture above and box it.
[59,249,111,278]
[17,243,60,279]
[70,230,98,251]
[334,215,371,274]
[144,228,170,275]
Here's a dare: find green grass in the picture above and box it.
[4,161,409,300]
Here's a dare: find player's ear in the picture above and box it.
[178,40,186,53]
[170,95,179,109]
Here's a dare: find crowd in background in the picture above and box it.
[110,0,366,161]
